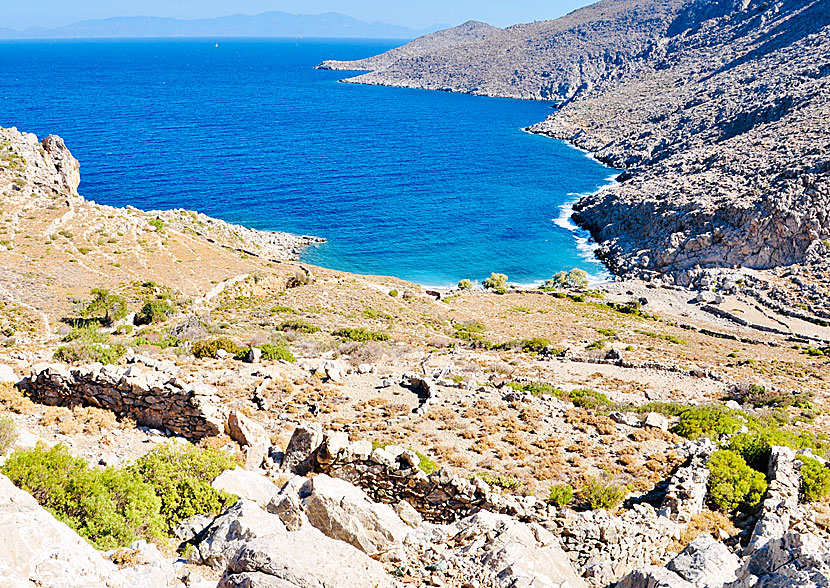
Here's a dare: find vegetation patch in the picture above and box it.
[332,327,390,342]
[278,319,321,334]
[707,449,768,512]
[798,456,830,502]
[578,474,631,510]
[192,337,243,359]
[548,483,574,507]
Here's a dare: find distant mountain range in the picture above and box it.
[0,12,445,40]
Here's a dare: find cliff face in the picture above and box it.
[320,0,830,281]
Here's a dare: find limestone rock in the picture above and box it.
[281,422,323,475]
[395,500,423,528]
[667,534,740,588]
[0,364,18,384]
[226,411,269,470]
[298,473,409,557]
[212,468,279,507]
[617,565,696,588]
[643,411,670,431]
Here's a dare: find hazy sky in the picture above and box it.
[6,1,596,31]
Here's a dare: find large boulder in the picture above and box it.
[666,534,740,588]
[0,364,18,384]
[0,474,131,588]
[192,497,392,588]
[728,531,830,588]
[616,565,696,588]
[448,510,586,588]
[298,474,409,557]
[281,422,323,475]
[212,468,280,507]
[226,411,270,471]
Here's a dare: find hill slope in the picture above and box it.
[321,0,830,283]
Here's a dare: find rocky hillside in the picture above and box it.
[320,0,830,282]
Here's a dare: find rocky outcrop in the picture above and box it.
[27,363,226,441]
[320,0,830,280]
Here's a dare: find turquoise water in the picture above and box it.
[0,39,614,286]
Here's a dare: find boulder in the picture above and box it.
[395,500,423,528]
[298,474,409,556]
[226,411,269,470]
[450,510,586,588]
[617,565,696,588]
[0,364,18,384]
[610,411,641,427]
[316,359,346,383]
[667,534,740,588]
[729,531,830,588]
[643,411,670,431]
[281,422,323,475]
[212,468,280,507]
[114,540,178,588]
[244,347,262,363]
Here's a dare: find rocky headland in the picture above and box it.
[319,0,830,283]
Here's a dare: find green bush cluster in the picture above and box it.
[54,325,127,364]
[578,475,630,510]
[331,328,390,342]
[474,472,522,491]
[132,443,238,531]
[671,405,747,440]
[453,320,486,342]
[457,279,473,290]
[135,300,174,325]
[520,337,550,353]
[1,444,165,549]
[192,337,243,359]
[727,429,827,471]
[482,273,508,294]
[707,449,768,512]
[569,389,615,412]
[278,320,320,334]
[798,456,830,502]
[258,343,296,362]
[548,483,574,507]
[541,268,589,291]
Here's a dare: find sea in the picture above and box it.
[0,38,616,287]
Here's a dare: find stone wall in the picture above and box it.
[27,363,226,441]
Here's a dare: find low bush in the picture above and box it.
[81,288,128,326]
[475,472,522,491]
[54,325,127,364]
[707,449,768,512]
[482,273,508,294]
[569,389,615,412]
[520,337,550,353]
[131,443,238,532]
[331,328,389,342]
[1,444,165,550]
[278,320,320,334]
[0,414,16,453]
[727,429,827,471]
[798,456,830,502]
[458,279,473,290]
[579,475,630,510]
[548,483,574,507]
[135,300,174,325]
[671,405,747,440]
[255,343,296,363]
[192,337,243,359]
[453,320,486,342]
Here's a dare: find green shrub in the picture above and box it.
[331,328,390,342]
[541,268,589,291]
[585,339,607,350]
[257,343,296,363]
[636,401,690,417]
[54,326,127,364]
[135,300,174,325]
[672,405,747,440]
[415,451,437,474]
[482,273,508,294]
[458,279,473,290]
[81,288,128,326]
[798,456,830,502]
[707,450,768,511]
[520,337,550,353]
[278,320,320,334]
[579,475,630,510]
[148,218,165,232]
[131,443,238,532]
[453,320,486,341]
[475,472,522,491]
[507,381,567,398]
[548,483,574,507]
[388,289,398,298]
[1,444,165,550]
[0,414,16,453]
[192,337,243,359]
[569,388,615,412]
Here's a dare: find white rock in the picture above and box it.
[666,534,740,588]
[643,411,670,431]
[0,364,19,384]
[212,468,279,507]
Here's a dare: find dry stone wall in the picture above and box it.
[27,363,226,441]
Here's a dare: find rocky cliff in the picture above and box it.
[320,0,830,281]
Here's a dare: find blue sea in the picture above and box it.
[0,39,614,286]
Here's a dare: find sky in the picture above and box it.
[4,1,596,31]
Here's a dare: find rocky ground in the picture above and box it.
[1,125,829,587]
[320,0,830,283]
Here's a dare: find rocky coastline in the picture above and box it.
[319,0,830,284]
